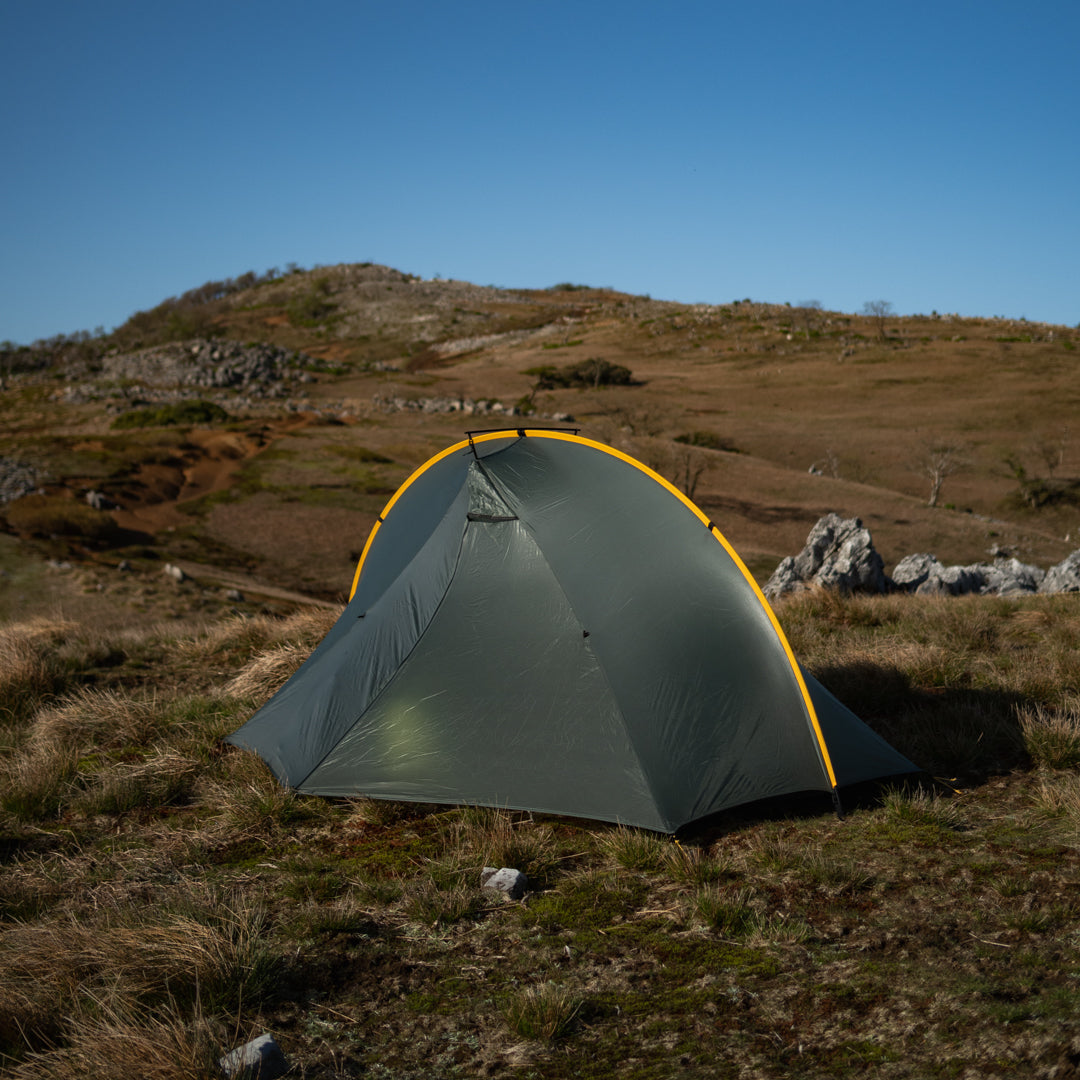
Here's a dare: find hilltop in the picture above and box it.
[1,262,1078,621]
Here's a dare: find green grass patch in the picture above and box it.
[111,399,229,429]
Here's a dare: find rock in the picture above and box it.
[84,490,116,510]
[219,1033,289,1080]
[763,513,887,600]
[1040,551,1080,593]
[982,557,1045,595]
[915,563,986,596]
[163,563,187,583]
[891,553,941,591]
[224,588,245,602]
[480,866,528,900]
[894,554,1044,596]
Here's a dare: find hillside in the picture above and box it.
[4,266,1080,1076]
[2,262,1078,621]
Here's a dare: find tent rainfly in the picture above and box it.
[227,429,918,833]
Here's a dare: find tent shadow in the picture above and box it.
[810,659,1033,785]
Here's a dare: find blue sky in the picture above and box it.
[2,1,1077,344]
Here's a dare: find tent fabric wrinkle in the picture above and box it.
[227,429,919,832]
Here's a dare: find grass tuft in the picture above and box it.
[503,982,583,1041]
[1019,696,1080,769]
[597,825,670,873]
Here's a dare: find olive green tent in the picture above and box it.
[226,429,917,832]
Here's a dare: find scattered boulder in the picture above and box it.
[983,557,1045,595]
[771,520,1070,600]
[892,554,1045,596]
[163,563,187,583]
[890,553,940,592]
[1040,551,1080,594]
[481,866,528,900]
[764,514,887,600]
[219,1033,289,1080]
[84,489,116,510]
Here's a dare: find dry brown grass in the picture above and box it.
[0,617,80,727]
[3,995,226,1080]
[3,592,1080,1077]
[1019,695,1080,769]
[179,608,339,667]
[221,642,309,702]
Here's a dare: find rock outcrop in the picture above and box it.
[763,514,887,600]
[892,553,1045,596]
[767,516,1077,600]
[1040,551,1080,593]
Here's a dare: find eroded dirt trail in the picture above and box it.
[109,418,308,535]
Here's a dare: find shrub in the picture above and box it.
[3,495,123,543]
[524,358,635,389]
[674,430,739,453]
[111,400,229,430]
[286,276,337,326]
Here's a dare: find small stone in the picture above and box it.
[480,866,528,900]
[163,563,187,583]
[219,1033,288,1080]
[225,588,245,602]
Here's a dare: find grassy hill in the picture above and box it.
[2,265,1080,1077]
[2,262,1078,615]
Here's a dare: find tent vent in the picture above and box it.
[467,512,518,523]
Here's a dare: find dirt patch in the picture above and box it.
[110,422,305,535]
[204,491,373,599]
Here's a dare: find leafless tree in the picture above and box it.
[861,299,893,341]
[1032,428,1069,479]
[920,441,964,508]
[674,444,711,501]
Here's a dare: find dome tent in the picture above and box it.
[226,429,918,833]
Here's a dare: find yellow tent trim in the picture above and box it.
[348,428,838,790]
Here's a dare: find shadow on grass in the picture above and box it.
[814,659,1032,782]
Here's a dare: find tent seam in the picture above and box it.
[472,456,671,831]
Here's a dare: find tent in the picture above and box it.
[227,429,918,832]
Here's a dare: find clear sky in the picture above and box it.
[2,1,1077,344]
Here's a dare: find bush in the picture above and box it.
[111,400,229,430]
[524,358,635,390]
[674,431,739,453]
[2,495,123,543]
[286,276,337,326]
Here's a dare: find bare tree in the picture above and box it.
[920,441,964,508]
[1032,428,1069,480]
[861,299,893,342]
[674,444,711,501]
